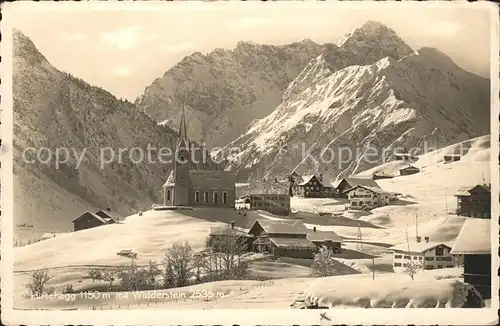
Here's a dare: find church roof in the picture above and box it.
[163,170,175,187]
[189,170,236,190]
[178,106,189,144]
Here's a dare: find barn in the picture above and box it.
[307,226,343,253]
[247,219,316,259]
[399,165,420,176]
[451,218,491,300]
[72,211,116,232]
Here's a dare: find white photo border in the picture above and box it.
[1,1,499,325]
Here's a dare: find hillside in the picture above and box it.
[12,135,491,312]
[135,40,324,147]
[223,21,490,182]
[13,29,178,236]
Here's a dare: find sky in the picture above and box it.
[10,2,494,101]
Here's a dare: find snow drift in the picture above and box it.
[290,277,484,309]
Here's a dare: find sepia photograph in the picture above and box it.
[1,1,498,325]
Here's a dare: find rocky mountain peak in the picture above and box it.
[135,39,324,147]
[339,21,415,61]
[13,29,50,67]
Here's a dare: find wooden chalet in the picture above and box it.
[335,176,380,198]
[399,165,420,176]
[451,218,491,300]
[394,153,418,162]
[241,193,290,216]
[444,154,461,163]
[247,219,316,259]
[207,222,253,252]
[307,226,342,253]
[455,184,491,218]
[291,174,337,198]
[72,211,116,232]
[391,239,455,271]
[345,185,398,210]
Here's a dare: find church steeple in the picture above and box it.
[177,106,189,148]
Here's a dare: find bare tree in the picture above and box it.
[311,246,337,277]
[88,269,103,282]
[145,260,161,288]
[404,228,421,280]
[26,269,52,296]
[204,227,250,281]
[404,261,422,281]
[164,241,194,287]
[102,270,115,291]
[117,263,151,291]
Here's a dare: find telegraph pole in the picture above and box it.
[444,188,448,215]
[372,250,375,280]
[356,223,363,251]
[415,213,418,240]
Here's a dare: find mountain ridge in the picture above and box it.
[135,39,325,147]
[221,22,490,182]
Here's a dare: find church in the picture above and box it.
[163,108,236,207]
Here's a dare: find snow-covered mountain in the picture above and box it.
[135,40,324,147]
[13,30,178,236]
[223,21,490,182]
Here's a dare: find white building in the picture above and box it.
[390,237,456,272]
[345,185,398,210]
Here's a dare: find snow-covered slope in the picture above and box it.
[13,29,179,235]
[224,21,489,182]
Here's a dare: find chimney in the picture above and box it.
[230,221,235,229]
[106,208,111,212]
[416,236,421,243]
[313,226,317,232]
[424,236,429,243]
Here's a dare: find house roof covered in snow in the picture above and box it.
[251,219,308,235]
[451,218,491,255]
[39,233,64,241]
[391,241,452,254]
[72,211,108,224]
[189,170,236,190]
[209,226,253,238]
[345,185,395,195]
[95,210,121,222]
[297,174,318,186]
[399,165,420,172]
[269,237,316,249]
[455,184,491,197]
[307,229,343,242]
[341,176,380,189]
[248,181,289,194]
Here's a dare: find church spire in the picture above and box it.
[177,106,189,147]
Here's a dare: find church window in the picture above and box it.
[195,191,200,203]
[167,189,171,201]
[223,192,228,204]
[204,192,209,203]
[213,192,219,204]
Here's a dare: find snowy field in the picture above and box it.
[14,267,464,310]
[12,135,491,310]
